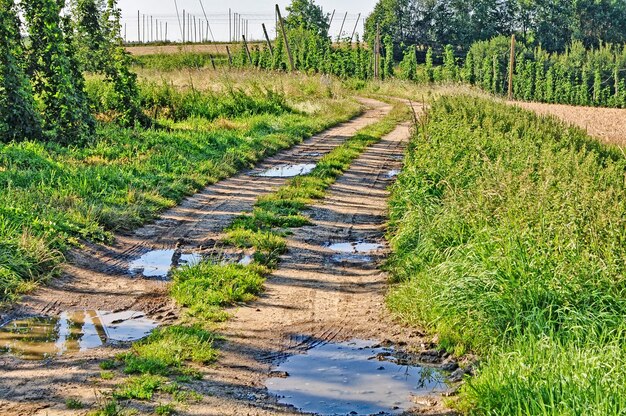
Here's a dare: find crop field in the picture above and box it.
[2,0,626,415]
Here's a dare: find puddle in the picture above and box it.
[391,155,404,161]
[238,255,253,266]
[331,253,373,264]
[386,169,400,178]
[254,163,316,178]
[129,249,202,278]
[327,242,384,254]
[0,310,158,360]
[266,339,446,415]
[303,152,322,157]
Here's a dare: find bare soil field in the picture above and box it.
[514,101,626,148]
[126,43,263,56]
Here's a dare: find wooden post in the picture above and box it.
[337,12,347,42]
[328,9,335,28]
[209,54,216,70]
[174,0,182,43]
[374,23,380,79]
[262,23,274,55]
[165,22,168,42]
[242,35,253,64]
[226,45,233,66]
[229,8,232,42]
[137,10,140,43]
[350,13,361,43]
[275,4,294,71]
[142,14,145,43]
[151,16,153,42]
[508,34,516,100]
[182,10,185,43]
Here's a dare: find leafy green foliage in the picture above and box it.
[388,95,626,414]
[23,0,95,144]
[285,0,329,38]
[0,0,41,142]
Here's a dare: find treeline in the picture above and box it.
[397,37,626,108]
[366,0,626,54]
[0,0,141,145]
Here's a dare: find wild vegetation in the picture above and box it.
[387,95,626,415]
[0,75,360,304]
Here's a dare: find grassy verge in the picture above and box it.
[387,95,626,415]
[90,100,410,415]
[0,76,360,304]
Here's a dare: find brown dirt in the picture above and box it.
[126,43,262,56]
[513,101,626,148]
[0,98,395,415]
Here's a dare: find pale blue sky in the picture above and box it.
[118,0,377,42]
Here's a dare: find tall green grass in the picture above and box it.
[387,95,626,415]
[0,86,359,304]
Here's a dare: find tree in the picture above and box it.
[0,0,41,142]
[23,0,94,143]
[285,0,330,38]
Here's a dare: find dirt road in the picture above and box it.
[171,112,453,415]
[0,98,392,415]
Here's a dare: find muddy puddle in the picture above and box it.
[0,310,158,360]
[266,339,446,415]
[386,169,400,178]
[254,163,316,178]
[327,242,384,253]
[129,249,202,278]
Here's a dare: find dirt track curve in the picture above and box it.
[0,99,454,415]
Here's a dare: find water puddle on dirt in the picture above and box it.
[129,249,202,278]
[327,242,384,254]
[266,339,446,415]
[255,163,316,178]
[0,310,158,360]
[386,169,400,178]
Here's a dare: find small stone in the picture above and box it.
[441,362,459,372]
[269,371,290,378]
[377,366,385,371]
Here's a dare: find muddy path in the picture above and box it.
[0,98,392,415]
[175,111,455,415]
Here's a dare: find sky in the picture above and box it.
[117,0,378,43]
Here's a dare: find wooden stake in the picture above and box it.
[275,4,294,71]
[137,10,140,43]
[226,45,233,66]
[262,23,274,56]
[374,23,380,79]
[328,9,335,28]
[350,13,361,43]
[337,12,347,42]
[229,8,232,42]
[508,34,516,100]
[182,10,185,43]
[242,35,252,64]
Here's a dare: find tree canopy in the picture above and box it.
[285,0,330,38]
[365,0,626,53]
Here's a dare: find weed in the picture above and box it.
[65,398,83,409]
[387,95,626,414]
[155,403,176,416]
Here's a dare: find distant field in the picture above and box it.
[125,43,265,56]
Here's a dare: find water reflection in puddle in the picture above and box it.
[327,242,384,254]
[266,339,446,415]
[387,169,400,178]
[0,310,158,360]
[255,164,316,178]
[129,249,202,278]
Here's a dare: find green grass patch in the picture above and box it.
[387,95,626,414]
[0,83,359,304]
[65,398,84,409]
[113,374,168,400]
